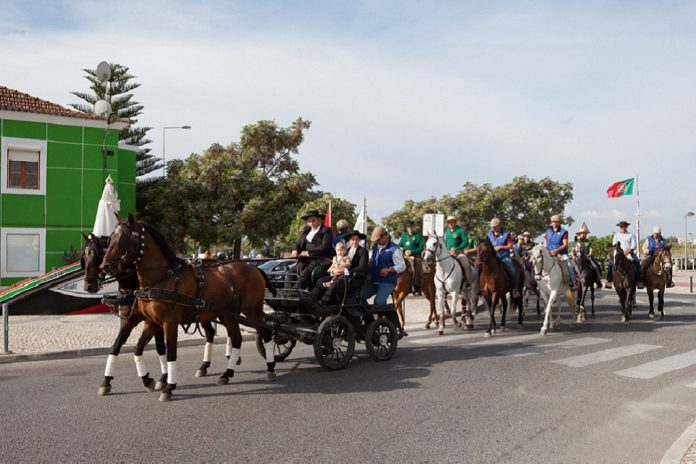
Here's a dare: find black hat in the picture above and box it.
[301,209,325,220]
[616,221,630,227]
[344,230,367,240]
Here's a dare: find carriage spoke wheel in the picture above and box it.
[256,333,296,362]
[365,317,398,362]
[313,315,355,370]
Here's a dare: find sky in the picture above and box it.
[1,0,695,240]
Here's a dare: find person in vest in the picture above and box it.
[445,215,468,255]
[398,221,424,294]
[641,226,674,288]
[487,218,520,297]
[290,209,334,290]
[573,225,603,288]
[606,220,643,289]
[362,226,406,305]
[542,215,575,286]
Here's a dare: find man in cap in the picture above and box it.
[398,221,424,294]
[362,226,406,305]
[542,214,575,287]
[641,226,674,288]
[487,217,520,297]
[445,215,469,255]
[290,209,334,289]
[332,219,352,247]
[573,224,603,288]
[606,221,642,289]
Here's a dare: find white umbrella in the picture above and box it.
[92,175,121,238]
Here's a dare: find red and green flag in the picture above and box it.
[607,178,635,198]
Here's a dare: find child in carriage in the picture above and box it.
[324,241,352,287]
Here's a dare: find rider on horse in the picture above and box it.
[573,224,603,288]
[641,226,675,288]
[606,220,643,289]
[446,215,475,284]
[542,215,576,287]
[398,221,424,295]
[487,217,521,298]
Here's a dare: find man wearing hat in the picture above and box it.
[313,230,369,304]
[290,209,334,289]
[445,215,469,255]
[574,224,603,288]
[487,217,520,297]
[362,226,406,305]
[332,219,352,247]
[398,221,424,294]
[542,214,575,287]
[606,221,642,289]
[641,226,674,288]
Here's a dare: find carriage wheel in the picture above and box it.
[313,315,355,370]
[256,333,296,362]
[365,317,398,362]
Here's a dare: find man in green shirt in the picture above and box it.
[445,215,469,254]
[398,221,424,294]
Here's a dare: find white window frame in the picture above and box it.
[1,137,47,195]
[1,227,46,278]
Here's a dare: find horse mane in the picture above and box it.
[141,222,183,266]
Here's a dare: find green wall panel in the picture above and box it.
[46,169,82,226]
[1,194,45,226]
[46,229,82,254]
[118,182,136,216]
[118,149,137,184]
[2,119,46,140]
[84,127,118,147]
[81,170,104,228]
[47,124,82,143]
[47,142,82,169]
[1,277,24,286]
[45,253,66,272]
[83,145,104,169]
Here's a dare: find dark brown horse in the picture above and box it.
[100,214,274,402]
[610,242,637,322]
[643,244,672,320]
[572,242,600,319]
[476,237,524,336]
[81,233,168,395]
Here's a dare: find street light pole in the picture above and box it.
[685,212,694,271]
[162,125,191,176]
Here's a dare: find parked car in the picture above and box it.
[257,259,296,287]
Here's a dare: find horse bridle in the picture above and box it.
[533,249,557,279]
[104,222,146,272]
[426,237,455,263]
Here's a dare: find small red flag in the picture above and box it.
[324,203,332,229]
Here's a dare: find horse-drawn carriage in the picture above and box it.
[260,262,402,370]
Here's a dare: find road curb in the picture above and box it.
[0,333,256,365]
[661,417,696,464]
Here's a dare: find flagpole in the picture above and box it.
[635,175,641,258]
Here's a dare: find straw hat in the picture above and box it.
[446,215,458,222]
[653,226,662,234]
[550,214,561,222]
[490,217,501,228]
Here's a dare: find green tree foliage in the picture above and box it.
[383,176,574,239]
[71,63,161,177]
[278,195,357,250]
[138,119,316,257]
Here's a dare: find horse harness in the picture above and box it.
[429,238,468,288]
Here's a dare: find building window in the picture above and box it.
[1,137,47,195]
[1,228,45,277]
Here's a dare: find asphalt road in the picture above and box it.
[2,292,696,463]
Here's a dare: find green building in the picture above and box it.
[0,86,136,286]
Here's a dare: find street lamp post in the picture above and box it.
[685,212,694,271]
[162,125,191,176]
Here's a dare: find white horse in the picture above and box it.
[530,245,578,335]
[423,236,479,335]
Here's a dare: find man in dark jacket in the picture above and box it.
[313,230,369,304]
[290,209,334,289]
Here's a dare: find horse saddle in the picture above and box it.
[555,257,571,287]
[405,256,431,275]
[455,254,473,286]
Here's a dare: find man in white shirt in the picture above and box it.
[606,220,643,289]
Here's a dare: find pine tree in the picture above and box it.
[71,63,161,177]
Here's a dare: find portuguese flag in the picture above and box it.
[607,178,635,198]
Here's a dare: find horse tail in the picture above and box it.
[258,268,277,297]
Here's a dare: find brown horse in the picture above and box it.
[100,214,274,402]
[643,244,672,320]
[610,242,637,322]
[392,263,436,331]
[81,233,168,396]
[476,237,524,336]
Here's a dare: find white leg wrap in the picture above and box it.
[203,342,214,362]
[104,354,117,377]
[134,355,147,378]
[167,361,177,385]
[225,338,232,357]
[226,348,240,369]
[159,355,168,374]
[264,340,275,364]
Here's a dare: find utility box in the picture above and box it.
[422,213,445,237]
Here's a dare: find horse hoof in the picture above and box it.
[455,322,462,329]
[541,329,547,336]
[97,386,111,396]
[660,314,665,321]
[424,322,431,330]
[483,332,491,338]
[144,378,156,393]
[466,324,474,330]
[267,371,277,380]
[154,381,166,391]
[217,376,230,385]
[195,368,207,378]
[158,392,172,402]
[236,357,242,366]
[648,312,656,320]
[437,330,444,336]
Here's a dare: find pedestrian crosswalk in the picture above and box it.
[399,324,696,386]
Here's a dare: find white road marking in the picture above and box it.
[469,332,563,346]
[408,332,482,345]
[552,344,661,368]
[615,349,696,379]
[499,337,611,357]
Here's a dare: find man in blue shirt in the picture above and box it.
[487,217,520,298]
[542,214,575,287]
[641,226,674,288]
